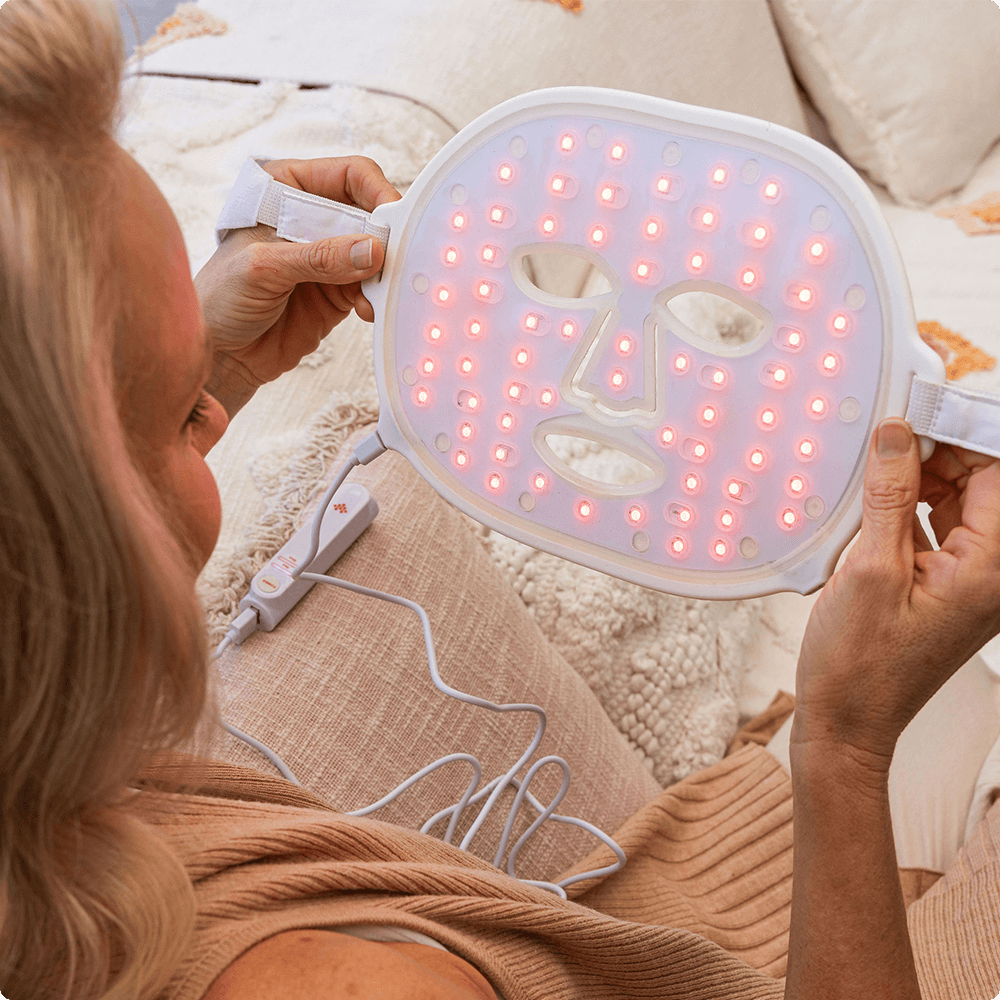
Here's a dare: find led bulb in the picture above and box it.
[644,218,661,237]
[760,407,777,427]
[443,247,459,265]
[798,438,817,459]
[559,133,575,152]
[421,358,435,374]
[533,473,547,489]
[702,210,715,226]
[659,426,676,446]
[499,412,514,431]
[514,347,530,365]
[670,536,687,556]
[740,268,757,288]
[416,387,429,404]
[467,319,483,337]
[551,176,565,193]
[494,445,507,461]
[713,540,729,558]
[427,324,443,342]
[689,251,706,271]
[610,142,626,160]
[820,352,841,375]
[459,356,474,374]
[497,163,513,182]
[753,225,768,242]
[601,186,614,202]
[684,473,701,493]
[455,449,468,467]
[451,211,467,230]
[832,313,849,334]
[590,224,607,245]
[539,388,555,406]
[490,206,505,223]
[481,246,496,263]
[460,422,473,439]
[781,508,798,528]
[720,510,735,529]
[701,405,717,425]
[656,176,671,194]
[577,499,594,518]
[712,167,727,184]
[609,368,626,389]
[749,448,765,468]
[798,288,812,304]
[628,505,644,524]
[561,320,577,339]
[488,472,503,491]
[763,181,779,199]
[809,396,827,416]
[673,354,690,373]
[540,215,557,235]
[788,475,805,495]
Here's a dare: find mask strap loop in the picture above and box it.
[905,374,1000,460]
[215,156,390,258]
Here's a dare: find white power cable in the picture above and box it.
[212,445,627,897]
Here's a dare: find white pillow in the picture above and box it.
[768,0,1000,206]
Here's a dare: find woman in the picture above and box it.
[2,2,999,998]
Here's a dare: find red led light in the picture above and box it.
[524,314,539,331]
[494,445,508,462]
[808,239,826,260]
[820,351,840,375]
[669,536,687,557]
[759,406,777,429]
[499,412,515,431]
[481,245,499,263]
[644,218,662,238]
[475,280,500,302]
[415,387,430,405]
[610,142,626,161]
[798,288,812,304]
[777,326,804,351]
[540,215,557,236]
[426,323,443,344]
[659,426,676,447]
[601,185,615,202]
[451,211,467,230]
[442,246,459,266]
[798,438,817,459]
[435,286,452,305]
[832,313,849,334]
[700,404,717,425]
[809,395,828,417]
[712,166,728,184]
[551,175,566,193]
[635,260,652,279]
[559,133,575,152]
[701,210,716,227]
[740,267,757,289]
[725,479,754,504]
[455,449,469,467]
[490,206,505,224]
[616,334,634,355]
[753,224,768,243]
[467,318,484,338]
[692,441,708,459]
[533,473,547,490]
[788,475,806,495]
[420,357,435,375]
[459,422,474,440]
[589,224,608,246]
[577,499,594,519]
[656,176,671,194]
[683,472,701,494]
[488,472,503,491]
[763,180,780,199]
[458,356,475,375]
[712,539,730,559]
[719,509,736,530]
[513,347,530,367]
[781,508,798,529]
[538,387,555,406]
[507,383,524,401]
[711,369,727,387]
[465,392,480,410]
[673,353,690,374]
[560,320,577,339]
[773,366,787,384]
[627,505,644,525]
[688,251,706,272]
[609,368,627,390]
[497,163,514,183]
[749,448,766,469]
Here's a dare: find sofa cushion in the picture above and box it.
[768,0,1000,206]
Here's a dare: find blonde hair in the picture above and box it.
[0,2,218,996]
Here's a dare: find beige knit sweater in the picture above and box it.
[131,722,1000,1000]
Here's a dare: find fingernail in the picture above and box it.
[877,418,912,458]
[350,237,373,270]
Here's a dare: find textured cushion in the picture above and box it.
[768,0,1000,206]
[137,0,812,135]
[199,425,663,885]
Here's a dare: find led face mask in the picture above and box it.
[216,87,1000,599]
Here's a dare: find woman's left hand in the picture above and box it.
[193,156,401,410]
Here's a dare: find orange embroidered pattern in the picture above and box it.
[537,0,584,11]
[918,320,996,381]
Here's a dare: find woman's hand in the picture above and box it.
[791,417,1000,770]
[194,156,401,415]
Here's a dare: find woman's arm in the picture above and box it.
[202,929,496,1000]
[782,419,1000,1000]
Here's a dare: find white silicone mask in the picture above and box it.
[215,87,1000,599]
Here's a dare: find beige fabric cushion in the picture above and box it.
[139,0,811,135]
[199,425,662,885]
[768,0,1000,206]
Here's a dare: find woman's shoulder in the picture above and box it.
[202,928,496,1000]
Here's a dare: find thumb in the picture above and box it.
[258,234,384,287]
[857,418,921,566]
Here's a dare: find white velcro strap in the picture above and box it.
[905,375,1000,459]
[214,156,390,258]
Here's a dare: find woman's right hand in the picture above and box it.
[790,418,1000,770]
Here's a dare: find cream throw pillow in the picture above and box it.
[202,424,663,885]
[768,0,1000,206]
